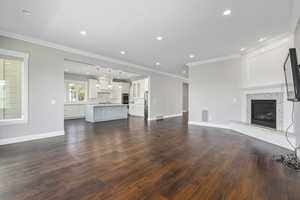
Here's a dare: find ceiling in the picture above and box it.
[64,60,140,80]
[0,0,294,77]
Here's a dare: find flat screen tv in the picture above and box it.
[283,48,300,102]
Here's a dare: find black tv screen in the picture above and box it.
[284,48,300,101]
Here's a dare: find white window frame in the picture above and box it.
[0,48,29,126]
[64,80,88,103]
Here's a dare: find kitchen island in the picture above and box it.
[85,104,128,123]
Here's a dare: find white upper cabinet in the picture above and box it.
[132,79,145,98]
[121,82,130,93]
[88,79,98,99]
[111,82,122,99]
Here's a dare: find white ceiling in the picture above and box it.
[64,60,140,80]
[0,0,294,77]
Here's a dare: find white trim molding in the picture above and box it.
[186,54,241,67]
[244,32,293,56]
[0,48,29,126]
[164,113,183,119]
[186,32,293,68]
[0,30,188,82]
[0,131,65,145]
[188,121,230,129]
[148,113,183,121]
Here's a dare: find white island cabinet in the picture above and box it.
[64,104,86,119]
[85,104,128,123]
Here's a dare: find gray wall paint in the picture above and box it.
[0,37,64,139]
[189,58,242,124]
[182,83,189,111]
[150,74,183,118]
[0,36,184,140]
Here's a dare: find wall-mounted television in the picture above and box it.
[283,48,300,101]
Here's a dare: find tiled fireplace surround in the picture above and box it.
[246,92,283,131]
[230,83,296,150]
[241,83,290,132]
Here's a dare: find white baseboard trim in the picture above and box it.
[148,113,183,121]
[188,121,230,129]
[0,131,65,146]
[164,113,183,119]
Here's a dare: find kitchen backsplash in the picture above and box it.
[88,93,111,104]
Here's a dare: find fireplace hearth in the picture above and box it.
[251,100,276,129]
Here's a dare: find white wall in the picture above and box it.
[189,58,243,125]
[189,35,295,127]
[242,36,293,88]
[0,35,185,141]
[241,36,294,131]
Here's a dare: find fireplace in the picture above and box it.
[251,100,276,129]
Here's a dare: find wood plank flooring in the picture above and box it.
[0,114,300,200]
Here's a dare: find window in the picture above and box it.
[64,80,87,103]
[0,49,28,125]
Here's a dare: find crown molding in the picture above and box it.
[0,30,188,81]
[187,54,241,67]
[186,32,293,67]
[244,32,293,57]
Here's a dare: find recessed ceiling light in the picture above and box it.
[240,48,246,51]
[259,37,266,42]
[156,36,163,41]
[22,9,32,16]
[189,54,195,58]
[120,51,126,55]
[223,9,232,16]
[80,30,87,36]
[155,62,160,66]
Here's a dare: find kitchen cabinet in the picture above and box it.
[132,80,146,98]
[129,104,144,116]
[121,82,130,93]
[110,82,122,104]
[129,79,147,116]
[64,104,86,119]
[88,79,98,99]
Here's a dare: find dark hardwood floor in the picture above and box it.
[1,114,300,200]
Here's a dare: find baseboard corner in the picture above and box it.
[0,130,65,146]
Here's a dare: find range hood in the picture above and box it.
[96,76,113,93]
